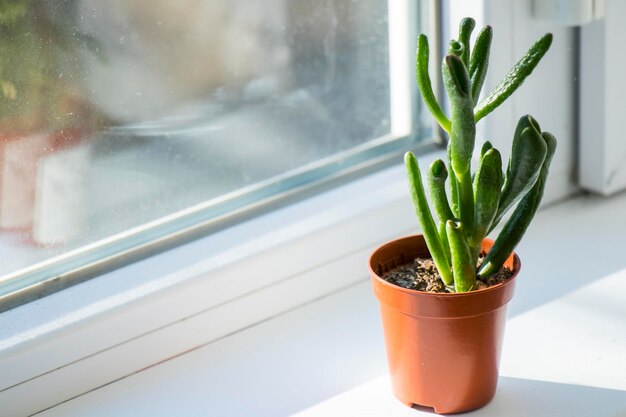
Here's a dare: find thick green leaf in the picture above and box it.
[472,148,503,248]
[491,115,547,230]
[469,25,493,104]
[448,40,464,57]
[416,34,451,132]
[405,152,454,285]
[443,54,474,175]
[474,33,552,122]
[480,140,493,159]
[428,159,454,224]
[458,17,475,67]
[479,131,556,277]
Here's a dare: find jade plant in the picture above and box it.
[405,17,556,293]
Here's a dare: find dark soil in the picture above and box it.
[382,252,513,293]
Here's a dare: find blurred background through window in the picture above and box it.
[0,0,428,305]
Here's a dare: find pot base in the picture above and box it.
[396,392,495,414]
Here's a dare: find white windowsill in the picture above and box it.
[0,142,576,416]
[2,150,440,416]
[28,188,626,417]
[3,183,622,417]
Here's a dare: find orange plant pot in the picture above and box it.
[368,235,521,414]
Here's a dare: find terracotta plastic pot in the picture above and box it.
[369,234,521,414]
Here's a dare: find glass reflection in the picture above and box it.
[0,0,391,275]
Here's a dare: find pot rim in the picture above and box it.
[368,234,521,298]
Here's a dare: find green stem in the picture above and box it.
[438,221,451,266]
[405,152,454,286]
[456,169,474,238]
[446,219,475,292]
[447,145,459,217]
[443,55,475,176]
[443,54,475,238]
[416,34,451,132]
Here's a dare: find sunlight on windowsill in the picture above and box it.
[293,267,626,416]
[33,192,626,417]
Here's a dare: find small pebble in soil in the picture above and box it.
[382,253,513,293]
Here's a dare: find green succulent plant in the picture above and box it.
[405,17,556,293]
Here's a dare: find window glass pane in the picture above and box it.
[0,0,428,304]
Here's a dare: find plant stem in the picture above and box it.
[442,55,476,235]
[456,169,474,237]
[447,146,460,217]
[446,219,475,292]
[438,221,451,266]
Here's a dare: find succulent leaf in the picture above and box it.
[472,148,503,247]
[491,116,547,230]
[416,34,451,132]
[479,132,557,277]
[458,17,475,68]
[474,33,552,122]
[469,25,493,104]
[405,152,454,285]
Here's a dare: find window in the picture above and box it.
[0,0,432,310]
[1,2,588,415]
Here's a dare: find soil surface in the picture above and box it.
[382,252,513,293]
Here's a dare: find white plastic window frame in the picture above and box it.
[0,1,580,415]
[578,0,626,195]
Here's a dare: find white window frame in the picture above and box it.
[0,1,580,415]
[578,0,626,195]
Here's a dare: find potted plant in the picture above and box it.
[368,18,556,413]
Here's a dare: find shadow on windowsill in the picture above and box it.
[291,375,626,416]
